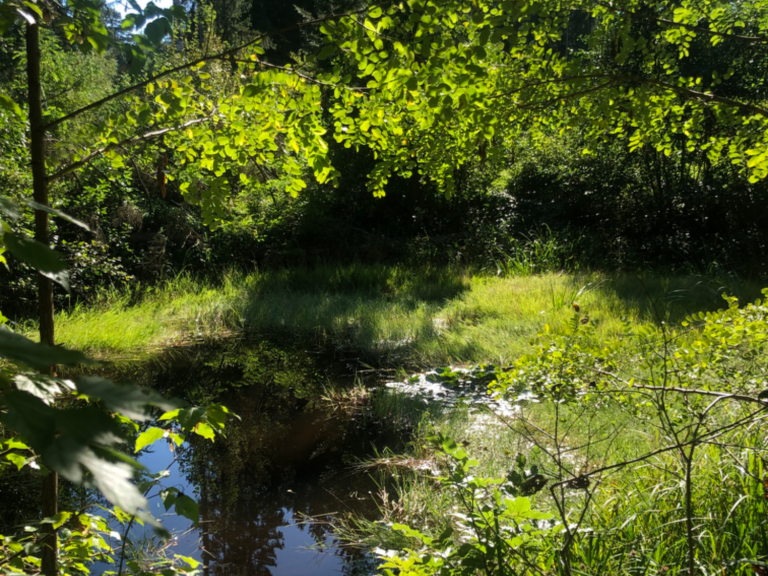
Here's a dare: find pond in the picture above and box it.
[113,339,404,576]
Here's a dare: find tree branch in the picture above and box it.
[230,59,368,90]
[594,1,768,45]
[47,116,211,182]
[43,5,376,131]
[492,73,768,118]
[625,75,768,117]
[549,406,768,489]
[516,79,618,109]
[630,383,766,406]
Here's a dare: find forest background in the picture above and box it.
[2,0,766,318]
[2,0,768,575]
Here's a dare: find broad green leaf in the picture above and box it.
[6,452,26,471]
[0,94,22,118]
[76,376,184,421]
[27,201,91,231]
[160,488,179,510]
[13,373,73,404]
[135,427,166,452]
[3,438,29,450]
[2,233,70,290]
[145,17,171,45]
[205,404,235,428]
[0,327,91,369]
[194,422,214,441]
[2,391,161,527]
[160,406,206,431]
[242,84,259,98]
[174,494,199,525]
[0,196,20,220]
[318,44,337,60]
[121,12,146,30]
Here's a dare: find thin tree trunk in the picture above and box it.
[26,22,54,347]
[26,21,58,576]
[40,473,58,576]
[684,452,695,575]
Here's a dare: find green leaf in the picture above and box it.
[1,391,56,453]
[121,13,146,30]
[125,45,147,74]
[3,438,29,450]
[160,406,206,432]
[14,373,73,404]
[76,376,184,421]
[194,422,215,441]
[0,196,20,220]
[168,5,188,22]
[318,44,337,60]
[0,327,91,370]
[2,233,70,290]
[145,17,171,45]
[242,84,259,98]
[6,452,26,471]
[174,494,199,524]
[144,2,164,18]
[2,391,160,527]
[205,404,236,428]
[160,487,179,511]
[0,94,22,118]
[135,427,167,452]
[27,201,91,231]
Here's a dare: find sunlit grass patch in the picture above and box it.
[40,266,764,367]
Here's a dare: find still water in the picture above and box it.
[121,340,397,576]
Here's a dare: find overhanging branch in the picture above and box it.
[47,116,212,182]
[43,5,377,131]
[490,73,768,118]
[594,1,768,45]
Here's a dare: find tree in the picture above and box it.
[316,0,768,195]
[0,1,358,574]
[0,0,765,574]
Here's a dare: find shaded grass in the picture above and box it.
[35,265,763,367]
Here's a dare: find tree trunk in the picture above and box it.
[40,473,58,576]
[26,21,58,576]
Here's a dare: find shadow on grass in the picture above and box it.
[233,265,471,364]
[50,264,768,368]
[597,273,765,324]
[243,263,471,301]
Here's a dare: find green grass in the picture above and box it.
[35,265,763,366]
[341,392,768,575]
[22,263,768,573]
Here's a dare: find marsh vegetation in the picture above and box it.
[2,0,768,575]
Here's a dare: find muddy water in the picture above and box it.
[124,340,399,576]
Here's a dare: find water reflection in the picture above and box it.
[139,339,392,576]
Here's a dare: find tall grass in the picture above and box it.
[33,265,763,367]
[340,396,768,575]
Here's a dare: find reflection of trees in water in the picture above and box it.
[170,342,381,575]
[208,508,286,576]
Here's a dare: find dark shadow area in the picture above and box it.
[241,264,471,302]
[578,274,765,325]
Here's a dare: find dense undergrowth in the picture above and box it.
[338,287,768,575]
[14,262,768,576]
[22,265,762,369]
